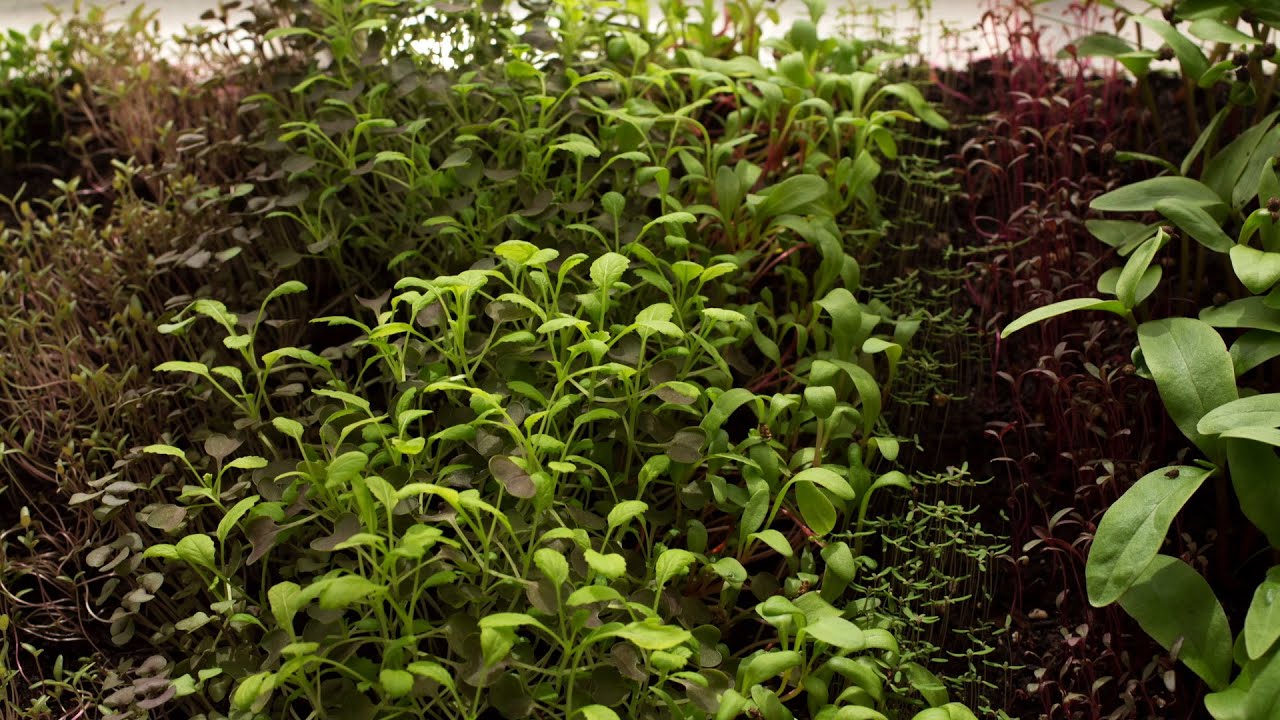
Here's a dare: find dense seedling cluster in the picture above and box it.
[10,0,1280,719]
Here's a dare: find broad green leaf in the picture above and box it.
[1226,438,1280,548]
[1189,18,1259,45]
[176,534,216,570]
[655,548,698,588]
[1065,32,1133,58]
[1132,16,1209,81]
[533,548,569,587]
[584,549,627,579]
[749,529,794,557]
[1002,298,1128,336]
[144,444,187,458]
[567,585,625,606]
[804,615,865,650]
[272,417,304,441]
[580,706,622,720]
[1117,554,1232,691]
[318,575,384,609]
[268,581,303,630]
[805,385,837,419]
[407,661,454,689]
[795,482,837,536]
[1220,427,1280,446]
[154,360,210,376]
[231,671,275,711]
[1138,318,1238,459]
[1155,199,1233,253]
[1087,218,1158,251]
[380,669,414,698]
[1199,394,1280,435]
[227,456,268,471]
[480,626,516,667]
[910,704,979,720]
[1246,567,1280,660]
[589,252,629,290]
[710,557,748,586]
[1091,177,1223,213]
[742,651,802,689]
[607,500,648,530]
[1204,113,1280,205]
[1232,245,1280,294]
[614,620,691,650]
[326,451,368,486]
[757,174,829,218]
[1202,297,1280,333]
[901,661,949,707]
[1086,465,1210,606]
[1231,331,1280,376]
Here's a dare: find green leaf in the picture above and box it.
[407,661,454,689]
[267,581,302,630]
[1188,18,1260,45]
[1246,567,1280,660]
[318,575,384,609]
[144,444,187,458]
[584,549,627,579]
[1116,554,1232,691]
[590,252,629,290]
[1231,331,1280,376]
[804,615,866,650]
[481,626,516,667]
[742,651,802,689]
[614,620,692,650]
[1138,318,1238,459]
[877,82,949,129]
[326,451,368,487]
[534,548,569,587]
[795,482,837,536]
[154,360,211,376]
[749,529,794,557]
[380,669,414,698]
[580,706,622,720]
[567,585,624,606]
[756,174,829,218]
[1204,113,1280,205]
[607,500,648,530]
[1002,298,1128,336]
[272,417,304,441]
[1066,32,1133,58]
[1202,297,1280,332]
[1091,177,1223,213]
[655,548,698,588]
[1132,16,1209,81]
[1200,392,1280,434]
[217,496,259,543]
[1086,465,1210,606]
[901,661,950,707]
[1225,438,1280,548]
[1232,245,1280,294]
[1155,199,1233,253]
[176,534,216,570]
[1117,232,1164,309]
[231,671,275,711]
[804,385,837,419]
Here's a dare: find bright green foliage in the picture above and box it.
[85,0,977,718]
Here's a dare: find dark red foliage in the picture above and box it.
[935,1,1213,717]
